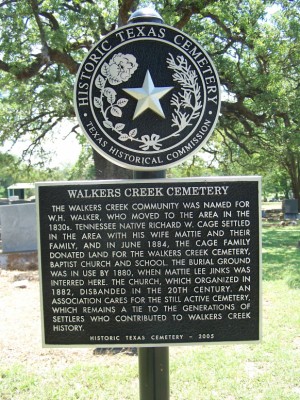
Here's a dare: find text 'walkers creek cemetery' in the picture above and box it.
[37,178,261,347]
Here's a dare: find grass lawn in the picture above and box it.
[263,226,300,287]
[170,280,300,400]
[0,226,299,399]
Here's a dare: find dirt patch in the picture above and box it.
[0,270,128,373]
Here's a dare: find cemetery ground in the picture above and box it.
[0,226,299,400]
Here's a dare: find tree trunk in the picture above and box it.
[291,177,300,212]
[92,149,133,180]
[284,154,300,211]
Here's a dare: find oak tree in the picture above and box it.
[0,0,299,207]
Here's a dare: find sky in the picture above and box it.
[4,119,82,168]
[39,120,82,167]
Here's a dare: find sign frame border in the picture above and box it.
[36,176,262,348]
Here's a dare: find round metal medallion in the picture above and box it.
[74,23,220,170]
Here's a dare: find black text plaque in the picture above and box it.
[37,177,261,347]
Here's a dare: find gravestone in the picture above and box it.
[0,203,37,253]
[282,199,299,220]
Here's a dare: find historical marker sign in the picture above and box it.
[74,23,220,170]
[37,177,261,347]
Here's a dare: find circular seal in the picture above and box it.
[74,23,220,170]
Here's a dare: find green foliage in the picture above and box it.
[0,151,72,198]
[0,0,300,188]
[168,153,216,178]
[67,144,95,180]
[0,153,17,197]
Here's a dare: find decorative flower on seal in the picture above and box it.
[101,53,138,85]
[140,134,162,151]
[93,52,202,151]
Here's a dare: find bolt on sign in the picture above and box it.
[36,177,261,347]
[74,23,220,170]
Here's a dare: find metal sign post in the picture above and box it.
[138,347,169,400]
[133,151,169,398]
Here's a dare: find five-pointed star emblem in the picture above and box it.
[123,70,173,120]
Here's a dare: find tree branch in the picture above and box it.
[174,0,204,29]
[0,59,10,73]
[222,126,253,156]
[62,1,82,13]
[48,48,79,74]
[221,100,266,126]
[68,40,93,51]
[202,11,254,50]
[14,54,49,80]
[211,39,235,56]
[0,49,79,79]
[29,0,48,48]
[39,11,60,31]
[202,11,232,37]
[174,0,219,29]
[275,112,291,128]
[118,0,137,26]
